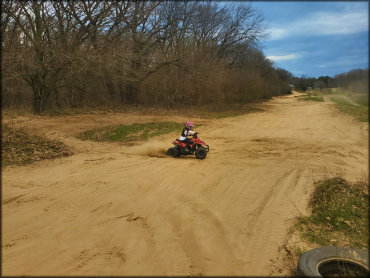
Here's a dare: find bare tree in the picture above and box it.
[2,1,114,113]
[2,0,292,112]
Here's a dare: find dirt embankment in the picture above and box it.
[2,92,368,276]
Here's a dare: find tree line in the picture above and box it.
[2,1,292,114]
[292,68,368,94]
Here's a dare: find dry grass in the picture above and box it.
[2,102,264,120]
[296,176,368,250]
[2,124,72,167]
[273,175,368,276]
[330,96,368,122]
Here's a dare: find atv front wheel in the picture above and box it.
[167,147,180,158]
[195,146,207,159]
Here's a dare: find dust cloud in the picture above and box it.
[125,140,169,158]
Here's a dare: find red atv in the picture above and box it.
[167,132,209,159]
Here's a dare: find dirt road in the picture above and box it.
[2,92,368,276]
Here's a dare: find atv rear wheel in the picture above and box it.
[195,146,207,159]
[167,147,180,158]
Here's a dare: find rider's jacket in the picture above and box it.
[179,128,195,141]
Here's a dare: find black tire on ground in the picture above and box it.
[195,146,207,159]
[297,246,369,277]
[174,147,181,157]
[166,147,180,158]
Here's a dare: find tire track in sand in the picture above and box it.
[2,92,368,276]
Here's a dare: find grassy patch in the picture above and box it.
[296,177,368,250]
[299,93,324,102]
[351,94,369,106]
[330,96,368,122]
[2,125,72,167]
[310,89,333,95]
[334,88,351,95]
[77,122,184,142]
[307,96,324,102]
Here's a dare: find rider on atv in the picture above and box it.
[179,121,196,152]
[167,121,209,159]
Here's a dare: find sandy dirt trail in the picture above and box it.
[2,92,368,276]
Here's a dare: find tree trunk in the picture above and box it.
[30,74,51,114]
[32,84,44,114]
[124,82,139,104]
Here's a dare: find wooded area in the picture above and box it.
[2,1,292,114]
[292,68,369,93]
[335,69,369,94]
